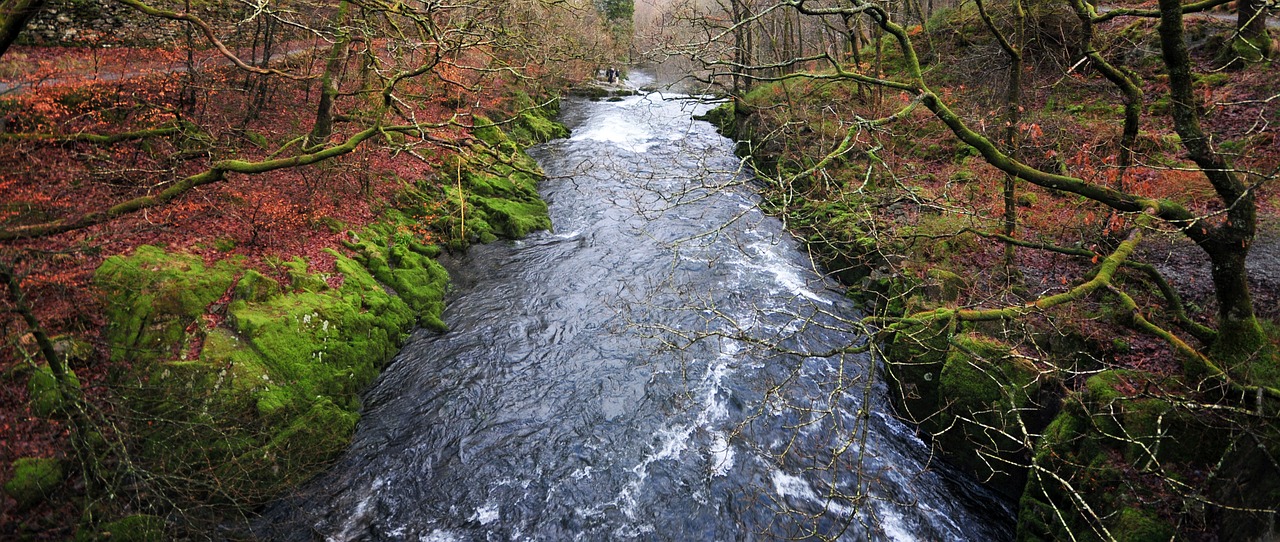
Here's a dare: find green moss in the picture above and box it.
[516,111,569,143]
[347,234,450,331]
[472,114,509,148]
[1194,72,1231,88]
[4,457,63,509]
[470,195,552,238]
[94,244,450,516]
[94,245,238,364]
[28,365,82,418]
[1019,408,1109,541]
[283,257,329,293]
[924,268,966,304]
[1084,369,1135,406]
[86,514,165,542]
[1117,398,1172,464]
[695,102,737,138]
[1111,507,1174,542]
[882,315,953,426]
[933,334,1043,498]
[1231,33,1271,63]
[234,269,280,302]
[435,138,553,245]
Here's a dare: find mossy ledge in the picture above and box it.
[85,108,565,536]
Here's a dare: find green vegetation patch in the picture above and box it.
[433,122,554,246]
[92,242,449,524]
[934,334,1043,498]
[78,514,166,542]
[95,245,240,365]
[4,457,64,510]
[27,365,82,418]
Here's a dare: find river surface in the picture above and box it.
[262,75,1013,541]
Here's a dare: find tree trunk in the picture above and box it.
[1234,0,1271,62]
[307,0,351,150]
[0,0,45,58]
[1158,0,1264,359]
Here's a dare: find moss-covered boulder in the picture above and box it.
[882,316,953,427]
[1016,370,1238,541]
[350,236,449,331]
[234,269,280,302]
[4,457,63,510]
[93,244,449,518]
[95,245,239,364]
[27,365,82,418]
[933,334,1045,498]
[515,110,569,143]
[923,268,966,305]
[435,130,553,245]
[694,101,737,139]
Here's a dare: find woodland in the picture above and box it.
[0,0,630,538]
[648,0,1279,538]
[0,0,1277,539]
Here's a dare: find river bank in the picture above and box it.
[0,68,571,537]
[696,9,1280,538]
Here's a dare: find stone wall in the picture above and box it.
[21,0,237,47]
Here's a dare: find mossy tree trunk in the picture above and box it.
[0,0,44,58]
[1157,0,1264,357]
[306,0,352,151]
[1234,0,1271,62]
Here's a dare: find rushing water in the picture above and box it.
[261,75,1013,541]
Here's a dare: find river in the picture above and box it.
[259,74,1013,541]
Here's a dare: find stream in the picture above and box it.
[260,74,1014,541]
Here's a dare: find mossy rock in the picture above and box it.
[471,114,510,148]
[1110,507,1174,541]
[95,245,447,512]
[694,102,737,138]
[4,457,63,510]
[515,111,569,143]
[1078,370,1224,465]
[1212,421,1280,541]
[347,234,450,331]
[882,317,953,426]
[1018,404,1142,541]
[283,256,329,293]
[1018,374,1232,540]
[50,334,94,364]
[437,139,552,245]
[94,245,238,364]
[567,85,612,99]
[934,334,1043,498]
[923,268,966,304]
[234,269,280,302]
[27,365,82,418]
